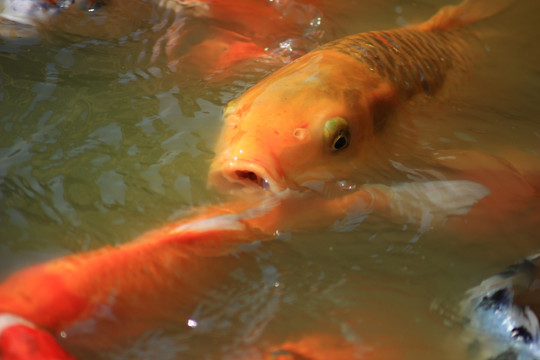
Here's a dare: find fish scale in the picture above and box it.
[316,27,475,99]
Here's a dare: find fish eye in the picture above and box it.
[324,117,350,152]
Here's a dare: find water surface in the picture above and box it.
[1,0,539,359]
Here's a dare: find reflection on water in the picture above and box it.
[0,0,539,359]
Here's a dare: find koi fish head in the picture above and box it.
[209,50,397,196]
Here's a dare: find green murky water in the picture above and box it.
[1,0,539,359]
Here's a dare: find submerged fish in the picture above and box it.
[153,0,331,79]
[0,0,537,359]
[0,0,329,78]
[0,0,103,25]
[462,254,540,360]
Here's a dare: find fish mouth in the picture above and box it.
[208,159,284,196]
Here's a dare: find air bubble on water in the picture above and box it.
[336,179,357,192]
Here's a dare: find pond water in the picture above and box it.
[0,0,539,359]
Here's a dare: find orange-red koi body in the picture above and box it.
[159,0,330,78]
[0,202,265,345]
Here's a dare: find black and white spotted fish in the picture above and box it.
[0,0,103,25]
[462,254,540,360]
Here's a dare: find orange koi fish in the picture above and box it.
[209,0,503,192]
[157,0,331,79]
[260,333,405,360]
[208,0,538,237]
[0,0,535,358]
[0,194,407,359]
[0,0,329,78]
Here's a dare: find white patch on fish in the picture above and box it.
[172,214,248,234]
[1,0,60,25]
[0,313,34,334]
[330,180,490,232]
[388,180,490,221]
[171,192,284,234]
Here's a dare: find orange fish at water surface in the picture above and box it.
[153,0,333,79]
[1,0,539,359]
[208,0,492,192]
[208,0,539,237]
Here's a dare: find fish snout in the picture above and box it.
[208,159,283,195]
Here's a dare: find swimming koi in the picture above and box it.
[462,253,540,359]
[0,0,329,78]
[0,0,532,358]
[209,0,518,196]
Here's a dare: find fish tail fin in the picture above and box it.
[419,0,515,31]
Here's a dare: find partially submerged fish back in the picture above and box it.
[314,27,474,100]
[418,0,515,32]
[313,0,514,100]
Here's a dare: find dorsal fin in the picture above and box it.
[419,0,515,31]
